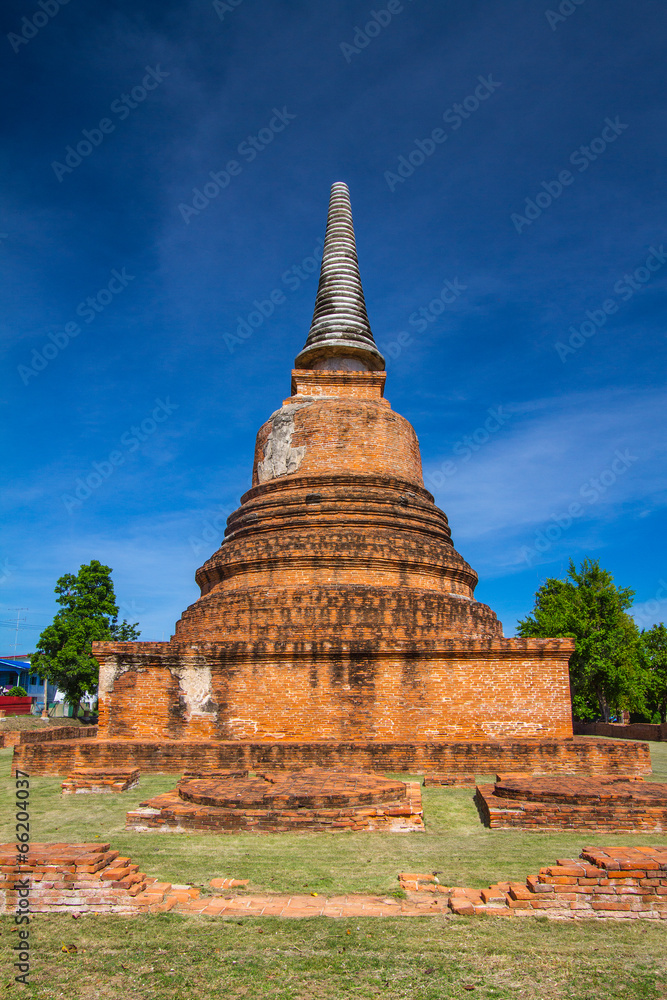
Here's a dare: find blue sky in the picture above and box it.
[2,0,666,650]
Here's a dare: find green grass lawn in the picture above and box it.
[2,744,666,998]
[0,743,667,1000]
[2,908,666,999]
[1,743,666,896]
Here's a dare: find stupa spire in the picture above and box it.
[294,182,385,372]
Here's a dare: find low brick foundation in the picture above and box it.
[4,842,666,920]
[0,726,98,750]
[0,843,159,915]
[401,846,667,919]
[574,721,667,741]
[424,774,476,787]
[127,769,424,833]
[13,735,652,777]
[475,775,667,831]
[61,768,140,794]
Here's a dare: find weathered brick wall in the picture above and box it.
[93,639,574,742]
[574,721,667,741]
[19,725,98,744]
[0,726,97,749]
[14,735,651,777]
[252,394,423,488]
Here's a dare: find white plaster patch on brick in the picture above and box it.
[226,717,260,738]
[171,664,216,718]
[98,657,132,695]
[257,402,310,483]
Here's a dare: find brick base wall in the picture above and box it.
[13,735,651,777]
[574,721,667,741]
[93,638,575,742]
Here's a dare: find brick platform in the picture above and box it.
[475,775,667,831]
[127,768,424,833]
[401,846,667,919]
[0,843,155,915]
[13,735,651,777]
[61,768,140,794]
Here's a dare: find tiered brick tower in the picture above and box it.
[25,183,652,779]
[92,182,574,747]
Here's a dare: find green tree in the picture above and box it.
[31,560,140,713]
[517,558,644,722]
[640,623,667,723]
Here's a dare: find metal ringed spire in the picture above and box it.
[295,182,385,372]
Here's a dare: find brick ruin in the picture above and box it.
[402,846,667,919]
[15,182,647,778]
[126,767,424,834]
[476,774,667,832]
[3,842,666,920]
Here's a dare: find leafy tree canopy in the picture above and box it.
[517,558,643,722]
[31,560,140,708]
[640,623,667,723]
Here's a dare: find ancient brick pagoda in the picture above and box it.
[17,183,648,778]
